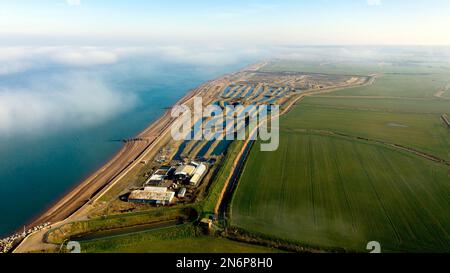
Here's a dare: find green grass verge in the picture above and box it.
[201,140,244,215]
[79,224,279,253]
[45,207,196,244]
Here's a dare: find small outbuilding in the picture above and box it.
[178,187,187,198]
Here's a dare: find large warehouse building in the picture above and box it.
[174,164,197,180]
[189,163,207,186]
[128,186,175,205]
[174,162,208,186]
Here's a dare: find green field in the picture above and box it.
[303,96,450,114]
[331,74,448,98]
[230,64,450,252]
[231,132,450,252]
[262,60,450,75]
[281,104,449,159]
[79,224,278,253]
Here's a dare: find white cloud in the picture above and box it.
[367,0,382,6]
[0,74,134,136]
[51,49,118,66]
[0,45,259,137]
[0,47,119,75]
[66,0,81,6]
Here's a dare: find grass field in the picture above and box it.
[303,96,450,114]
[231,132,450,252]
[330,74,448,98]
[281,104,449,159]
[261,59,450,76]
[231,63,449,252]
[79,224,279,253]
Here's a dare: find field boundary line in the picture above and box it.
[288,129,450,167]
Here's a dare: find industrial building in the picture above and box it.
[174,164,197,180]
[145,166,175,187]
[189,163,207,186]
[174,162,208,187]
[178,187,187,198]
[128,187,175,205]
[129,161,208,206]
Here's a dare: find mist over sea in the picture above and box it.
[0,47,252,236]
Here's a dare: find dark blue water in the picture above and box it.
[221,85,232,97]
[211,140,233,156]
[0,57,249,236]
[243,85,256,98]
[196,141,214,158]
[248,86,264,101]
[234,85,248,98]
[226,85,241,98]
[172,140,190,161]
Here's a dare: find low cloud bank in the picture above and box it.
[0,47,119,75]
[1,45,448,138]
[0,45,259,138]
[0,73,135,137]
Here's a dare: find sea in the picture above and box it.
[0,56,250,236]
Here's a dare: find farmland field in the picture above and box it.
[281,104,449,159]
[231,132,450,252]
[302,96,450,114]
[230,65,450,252]
[261,60,450,76]
[330,74,448,98]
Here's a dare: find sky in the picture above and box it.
[1,0,450,46]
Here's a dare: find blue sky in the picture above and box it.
[1,0,450,45]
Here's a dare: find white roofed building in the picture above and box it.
[190,163,207,186]
[128,187,175,205]
[174,164,196,180]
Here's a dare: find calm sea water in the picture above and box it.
[0,58,249,236]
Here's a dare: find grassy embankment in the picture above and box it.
[79,224,280,253]
[45,207,196,244]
